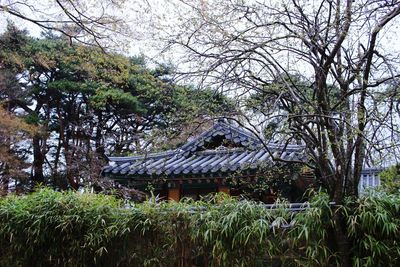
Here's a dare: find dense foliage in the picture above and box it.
[0,107,37,195]
[226,164,305,202]
[379,165,400,193]
[0,188,398,267]
[0,23,235,192]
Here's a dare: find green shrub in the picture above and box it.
[193,197,290,266]
[345,191,400,267]
[0,188,399,266]
[0,188,132,266]
[379,165,400,193]
[289,191,336,266]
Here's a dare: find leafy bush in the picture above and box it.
[0,188,399,266]
[379,165,400,193]
[0,188,132,266]
[345,191,400,267]
[289,192,336,266]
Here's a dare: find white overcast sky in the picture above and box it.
[1,0,400,67]
[0,0,169,58]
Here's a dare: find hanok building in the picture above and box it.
[102,120,313,202]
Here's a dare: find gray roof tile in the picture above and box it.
[102,121,306,178]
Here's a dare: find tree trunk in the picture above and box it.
[332,210,352,267]
[332,171,352,267]
[0,163,9,196]
[53,137,62,177]
[64,147,79,190]
[32,135,45,184]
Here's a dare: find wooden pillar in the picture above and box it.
[218,186,230,195]
[168,187,180,202]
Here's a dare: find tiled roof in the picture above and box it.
[102,121,306,178]
[103,147,305,177]
[179,121,262,153]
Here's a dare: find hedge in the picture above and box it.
[0,188,399,266]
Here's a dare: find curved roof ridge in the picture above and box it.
[196,147,246,155]
[218,120,260,140]
[265,143,306,150]
[108,149,178,162]
[180,120,262,153]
